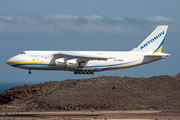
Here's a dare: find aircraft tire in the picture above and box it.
[74,71,77,75]
[74,70,94,75]
[85,70,89,75]
[91,70,94,75]
[88,70,91,75]
[78,70,82,75]
[84,70,87,75]
[28,70,31,74]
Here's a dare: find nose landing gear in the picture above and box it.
[28,69,31,74]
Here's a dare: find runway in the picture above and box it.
[0,110,180,120]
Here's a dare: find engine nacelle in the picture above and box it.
[66,59,78,68]
[55,58,66,66]
[55,58,79,68]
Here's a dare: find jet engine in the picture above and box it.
[55,58,78,67]
[55,58,66,66]
[66,59,78,67]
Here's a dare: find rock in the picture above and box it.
[64,107,67,110]
[0,74,180,112]
[91,109,94,112]
[112,86,117,89]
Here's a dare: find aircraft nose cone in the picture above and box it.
[6,54,22,66]
[6,54,26,68]
[6,57,14,66]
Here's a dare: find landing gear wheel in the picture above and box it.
[28,70,31,74]
[75,70,94,75]
[74,71,77,75]
[78,70,82,75]
[85,70,88,75]
[90,70,94,75]
[87,70,91,75]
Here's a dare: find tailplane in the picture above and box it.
[132,25,168,53]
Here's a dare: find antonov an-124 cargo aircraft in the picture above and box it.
[7,25,170,75]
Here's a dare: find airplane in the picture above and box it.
[6,25,170,75]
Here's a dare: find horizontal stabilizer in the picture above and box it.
[144,53,171,57]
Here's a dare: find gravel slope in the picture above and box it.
[0,74,180,112]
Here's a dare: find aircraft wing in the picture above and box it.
[55,52,109,60]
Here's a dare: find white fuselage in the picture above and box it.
[6,50,167,72]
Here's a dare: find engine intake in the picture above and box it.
[67,59,78,67]
[55,58,66,66]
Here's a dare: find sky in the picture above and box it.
[0,0,180,84]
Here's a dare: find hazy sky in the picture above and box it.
[1,0,180,83]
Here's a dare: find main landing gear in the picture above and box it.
[28,69,31,74]
[74,70,94,75]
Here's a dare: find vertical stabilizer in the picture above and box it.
[132,25,168,53]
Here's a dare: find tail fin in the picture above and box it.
[132,25,168,53]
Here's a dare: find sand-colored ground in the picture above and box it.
[0,110,180,120]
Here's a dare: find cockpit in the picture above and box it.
[21,51,26,54]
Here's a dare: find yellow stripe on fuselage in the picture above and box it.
[6,61,55,66]
[115,62,135,67]
[79,65,93,66]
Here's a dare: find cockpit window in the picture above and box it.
[21,52,26,54]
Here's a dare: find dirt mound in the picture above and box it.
[0,74,180,112]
